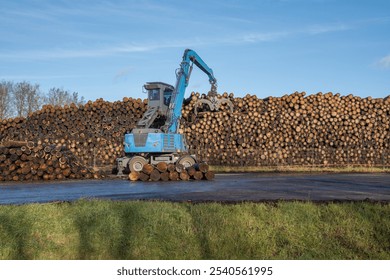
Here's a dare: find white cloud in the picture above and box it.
[0,44,165,61]
[378,55,390,68]
[0,21,353,62]
[242,23,351,44]
[0,36,212,61]
[243,31,290,43]
[0,74,91,81]
[306,23,350,35]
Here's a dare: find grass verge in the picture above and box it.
[0,200,389,260]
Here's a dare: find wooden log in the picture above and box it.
[169,171,179,181]
[139,172,150,182]
[160,171,169,181]
[0,140,27,148]
[204,171,215,180]
[186,166,196,176]
[142,164,154,175]
[193,170,203,180]
[129,171,140,181]
[156,162,168,172]
[196,162,209,173]
[150,169,161,181]
[167,163,176,172]
[179,170,190,181]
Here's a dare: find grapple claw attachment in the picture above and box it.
[194,95,234,115]
[193,81,234,115]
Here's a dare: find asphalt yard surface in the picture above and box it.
[0,173,389,205]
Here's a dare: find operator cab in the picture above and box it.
[144,82,174,114]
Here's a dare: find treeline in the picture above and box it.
[0,81,85,120]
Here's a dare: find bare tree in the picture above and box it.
[1,81,86,118]
[71,91,85,106]
[0,81,13,120]
[45,87,85,106]
[13,81,41,117]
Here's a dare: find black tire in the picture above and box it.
[177,155,196,168]
[128,156,148,172]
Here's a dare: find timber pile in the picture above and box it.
[128,162,214,181]
[0,97,147,169]
[181,92,390,166]
[0,91,389,182]
[0,140,100,181]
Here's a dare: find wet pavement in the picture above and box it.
[0,173,389,205]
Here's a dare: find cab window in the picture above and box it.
[148,89,160,101]
[163,89,172,106]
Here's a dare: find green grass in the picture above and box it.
[0,200,389,260]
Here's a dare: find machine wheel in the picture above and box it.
[128,156,148,172]
[177,155,196,168]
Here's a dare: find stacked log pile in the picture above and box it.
[0,91,389,182]
[0,97,147,169]
[0,140,100,181]
[182,92,390,166]
[128,162,214,181]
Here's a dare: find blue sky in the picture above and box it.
[1,0,389,101]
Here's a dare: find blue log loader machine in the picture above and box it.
[116,49,233,175]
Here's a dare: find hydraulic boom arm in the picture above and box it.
[162,49,217,133]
